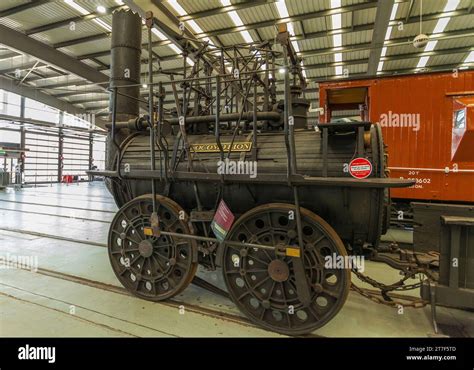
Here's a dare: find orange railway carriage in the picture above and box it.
[318,70,474,204]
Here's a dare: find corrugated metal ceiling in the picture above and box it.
[0,0,471,113]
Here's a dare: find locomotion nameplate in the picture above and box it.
[190,142,252,153]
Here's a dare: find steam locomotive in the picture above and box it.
[93,10,414,335]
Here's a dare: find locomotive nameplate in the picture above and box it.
[190,142,252,153]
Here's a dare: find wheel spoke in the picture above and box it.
[322,288,340,300]
[268,280,276,300]
[237,290,251,301]
[245,268,268,273]
[247,254,270,266]
[153,251,170,262]
[307,305,321,321]
[111,229,141,246]
[225,269,240,275]
[152,253,170,272]
[151,254,166,274]
[121,213,144,242]
[124,247,139,253]
[252,275,271,289]
[313,235,325,246]
[130,254,141,266]
[176,261,189,270]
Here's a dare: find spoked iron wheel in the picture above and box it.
[108,194,198,301]
[222,203,350,335]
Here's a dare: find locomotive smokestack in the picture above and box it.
[110,9,142,120]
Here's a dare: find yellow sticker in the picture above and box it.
[143,227,153,236]
[190,142,252,153]
[286,247,301,257]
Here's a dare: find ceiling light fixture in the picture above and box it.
[464,51,474,63]
[64,1,111,31]
[168,0,215,47]
[219,0,255,45]
[377,3,399,73]
[94,18,111,32]
[330,0,343,76]
[64,0,89,15]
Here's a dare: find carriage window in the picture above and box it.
[454,109,466,129]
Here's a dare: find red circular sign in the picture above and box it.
[349,157,372,179]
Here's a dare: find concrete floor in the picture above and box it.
[0,182,472,337]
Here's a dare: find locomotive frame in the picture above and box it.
[90,9,417,335]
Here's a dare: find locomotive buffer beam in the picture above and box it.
[88,170,416,189]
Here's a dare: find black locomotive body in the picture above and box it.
[110,126,389,250]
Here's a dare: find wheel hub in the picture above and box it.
[267,259,289,282]
[138,239,154,258]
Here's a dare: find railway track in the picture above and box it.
[20,266,261,331]
[0,199,116,213]
[0,288,145,338]
[0,227,322,337]
[0,227,107,248]
[0,207,112,223]
[15,189,116,203]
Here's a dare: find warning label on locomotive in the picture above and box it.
[349,157,372,179]
[190,142,252,153]
[211,200,235,242]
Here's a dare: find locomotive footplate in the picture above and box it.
[89,169,415,189]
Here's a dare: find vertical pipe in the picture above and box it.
[58,128,63,183]
[287,83,297,175]
[157,81,168,181]
[322,127,328,177]
[271,52,276,104]
[252,78,257,161]
[263,50,269,129]
[291,184,310,305]
[181,63,192,172]
[111,87,122,179]
[88,132,93,180]
[284,45,310,305]
[282,48,292,180]
[147,25,157,212]
[20,97,25,183]
[215,75,224,176]
[357,126,365,157]
[234,48,239,116]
